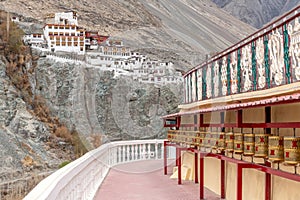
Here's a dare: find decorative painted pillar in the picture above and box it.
[195,70,198,100]
[186,76,190,103]
[283,23,291,84]
[218,60,222,97]
[190,73,193,102]
[202,67,207,100]
[211,63,214,98]
[264,35,271,88]
[237,48,241,93]
[227,54,231,95]
[252,41,257,91]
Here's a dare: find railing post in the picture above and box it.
[194,152,199,184]
[178,147,182,185]
[221,159,226,199]
[164,141,168,175]
[237,164,243,200]
[200,154,204,199]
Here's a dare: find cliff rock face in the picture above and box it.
[33,55,182,144]
[0,55,75,198]
[212,0,300,28]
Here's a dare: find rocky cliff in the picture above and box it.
[212,0,300,28]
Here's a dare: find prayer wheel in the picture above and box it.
[198,132,206,148]
[284,137,300,165]
[244,134,255,156]
[211,132,218,149]
[217,132,226,151]
[204,132,212,150]
[225,132,234,152]
[254,134,269,158]
[234,133,244,154]
[268,136,284,162]
[194,132,200,148]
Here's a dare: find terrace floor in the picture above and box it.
[95,160,221,200]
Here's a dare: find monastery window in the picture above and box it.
[80,47,84,51]
[61,42,66,46]
[59,32,63,36]
[71,33,75,36]
[54,32,58,36]
[68,41,72,46]
[65,33,69,36]
[54,26,58,29]
[50,36,54,40]
[71,26,75,30]
[80,42,84,46]
[74,43,78,46]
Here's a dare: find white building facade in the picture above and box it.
[43,11,85,54]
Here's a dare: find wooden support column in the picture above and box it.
[221,159,226,199]
[178,148,182,185]
[265,161,271,200]
[237,164,243,200]
[176,147,179,166]
[237,110,243,127]
[220,112,225,132]
[164,141,167,175]
[200,114,204,127]
[200,154,204,199]
[195,152,199,184]
[265,107,271,134]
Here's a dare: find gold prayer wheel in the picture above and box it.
[284,137,300,165]
[217,132,226,151]
[198,132,206,148]
[244,134,255,156]
[204,132,212,149]
[268,136,284,162]
[254,134,269,158]
[225,132,234,152]
[234,133,244,154]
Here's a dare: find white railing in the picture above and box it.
[24,139,175,200]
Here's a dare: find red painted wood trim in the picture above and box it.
[195,152,199,184]
[265,161,271,200]
[200,156,204,199]
[237,163,243,200]
[178,148,182,185]
[164,141,167,175]
[221,159,226,199]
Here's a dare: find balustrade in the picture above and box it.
[24,139,173,200]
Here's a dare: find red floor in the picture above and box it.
[95,160,221,200]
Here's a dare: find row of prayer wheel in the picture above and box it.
[167,130,300,165]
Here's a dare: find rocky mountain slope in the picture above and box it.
[212,0,300,28]
[0,0,256,70]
